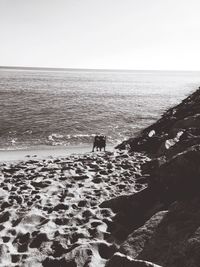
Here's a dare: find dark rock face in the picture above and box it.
[153,145,200,203]
[119,211,168,259]
[119,198,200,267]
[100,188,164,242]
[107,88,200,266]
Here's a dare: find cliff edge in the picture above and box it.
[102,87,200,267]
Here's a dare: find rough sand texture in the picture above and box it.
[0,150,149,267]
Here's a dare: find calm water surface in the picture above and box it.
[0,68,200,150]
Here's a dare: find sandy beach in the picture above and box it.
[0,147,149,266]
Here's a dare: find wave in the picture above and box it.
[46,133,100,147]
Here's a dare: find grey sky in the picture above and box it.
[1,0,200,70]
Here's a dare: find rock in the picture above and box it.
[127,198,200,267]
[64,243,100,267]
[100,171,171,242]
[161,134,200,159]
[106,252,162,267]
[154,145,200,204]
[120,211,168,258]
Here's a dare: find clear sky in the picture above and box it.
[1,0,200,70]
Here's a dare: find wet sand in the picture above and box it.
[0,148,149,266]
[0,144,113,162]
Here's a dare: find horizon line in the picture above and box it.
[0,65,200,73]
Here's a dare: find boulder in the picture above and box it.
[120,211,168,258]
[158,136,200,159]
[154,145,200,204]
[132,198,200,267]
[100,188,164,241]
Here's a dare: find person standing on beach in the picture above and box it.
[99,135,106,152]
[92,135,100,152]
[92,134,106,152]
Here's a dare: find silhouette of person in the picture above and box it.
[92,134,106,152]
[92,135,100,152]
[99,135,106,152]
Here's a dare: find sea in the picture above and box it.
[0,67,200,150]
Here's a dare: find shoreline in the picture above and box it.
[0,144,114,162]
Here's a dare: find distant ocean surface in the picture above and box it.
[0,68,200,150]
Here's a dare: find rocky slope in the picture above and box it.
[117,86,200,157]
[103,87,200,266]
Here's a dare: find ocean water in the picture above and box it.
[0,68,200,150]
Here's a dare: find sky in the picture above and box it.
[0,0,200,70]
